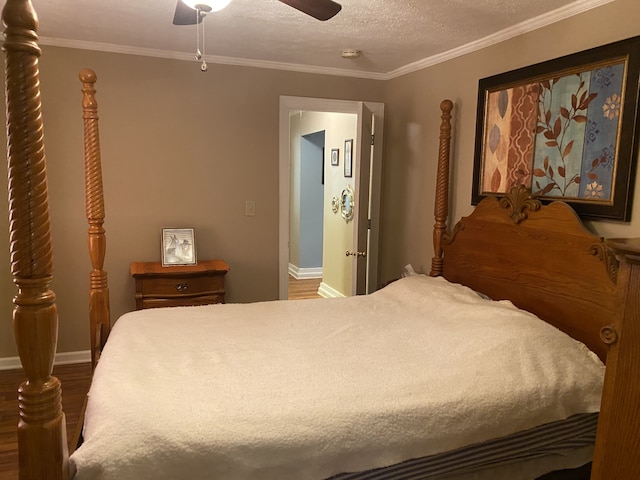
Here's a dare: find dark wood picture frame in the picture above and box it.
[322,146,325,185]
[344,139,353,178]
[331,148,339,166]
[472,36,640,221]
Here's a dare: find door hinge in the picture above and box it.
[371,134,375,145]
[368,218,371,229]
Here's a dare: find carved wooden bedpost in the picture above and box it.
[80,68,110,369]
[2,0,68,478]
[591,238,640,479]
[430,99,453,276]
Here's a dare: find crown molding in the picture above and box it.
[385,0,615,79]
[38,36,387,81]
[39,0,615,81]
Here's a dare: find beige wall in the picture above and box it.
[0,47,384,358]
[379,0,640,282]
[2,0,640,360]
[319,113,358,296]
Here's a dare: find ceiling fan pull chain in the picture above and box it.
[200,9,208,72]
[195,7,202,60]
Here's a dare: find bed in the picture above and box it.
[3,0,640,479]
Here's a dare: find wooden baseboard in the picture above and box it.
[0,350,91,371]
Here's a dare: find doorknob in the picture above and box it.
[346,250,366,257]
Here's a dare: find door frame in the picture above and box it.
[279,96,384,300]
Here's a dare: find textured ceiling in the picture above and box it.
[31,0,611,79]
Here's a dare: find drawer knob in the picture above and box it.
[175,282,190,292]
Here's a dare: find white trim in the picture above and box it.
[38,36,386,81]
[0,350,91,371]
[288,264,323,280]
[38,0,613,81]
[318,282,345,299]
[385,0,615,79]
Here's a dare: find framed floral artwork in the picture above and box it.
[472,36,640,221]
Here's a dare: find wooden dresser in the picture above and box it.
[129,260,230,310]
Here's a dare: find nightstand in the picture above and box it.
[129,260,230,310]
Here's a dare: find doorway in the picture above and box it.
[289,129,325,286]
[279,97,384,300]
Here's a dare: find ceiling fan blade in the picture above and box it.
[278,0,342,21]
[173,0,201,25]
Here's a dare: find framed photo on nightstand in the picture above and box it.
[162,228,197,266]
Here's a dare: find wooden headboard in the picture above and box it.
[441,193,616,361]
[430,99,640,478]
[430,101,617,361]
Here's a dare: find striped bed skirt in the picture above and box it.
[330,413,597,480]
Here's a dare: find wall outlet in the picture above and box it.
[245,200,256,216]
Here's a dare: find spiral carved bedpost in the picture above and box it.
[2,0,69,478]
[430,99,453,277]
[80,69,110,369]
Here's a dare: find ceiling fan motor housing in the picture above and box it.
[181,0,233,13]
[174,0,341,25]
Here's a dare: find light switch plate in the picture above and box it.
[245,200,256,216]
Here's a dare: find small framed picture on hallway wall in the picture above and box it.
[331,148,339,166]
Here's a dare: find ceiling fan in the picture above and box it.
[173,0,342,25]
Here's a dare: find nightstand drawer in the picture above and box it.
[138,274,224,297]
[141,294,225,309]
[130,260,229,310]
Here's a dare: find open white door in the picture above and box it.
[349,102,373,296]
[351,101,384,295]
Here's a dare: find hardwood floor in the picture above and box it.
[288,275,322,300]
[0,362,93,480]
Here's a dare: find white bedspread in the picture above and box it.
[69,275,605,480]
